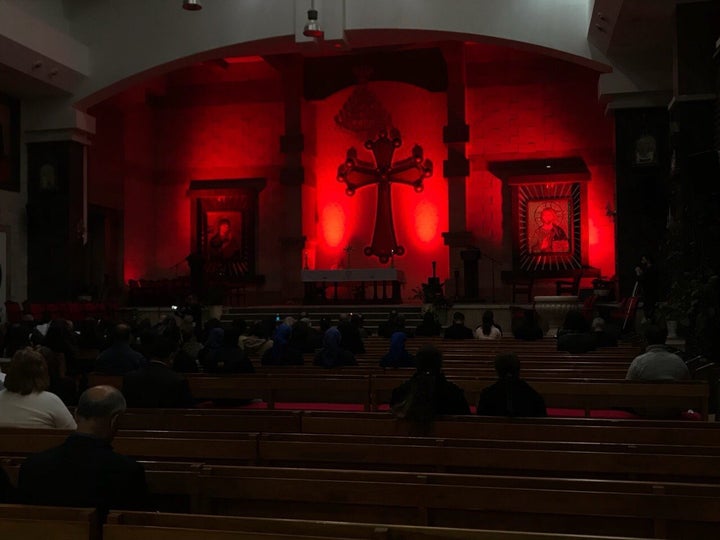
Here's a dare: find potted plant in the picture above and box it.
[411,279,452,325]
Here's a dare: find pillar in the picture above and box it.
[25,100,95,301]
[274,55,306,301]
[440,42,473,297]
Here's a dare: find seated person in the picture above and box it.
[94,324,146,375]
[380,331,415,369]
[37,345,78,406]
[261,317,303,365]
[476,353,547,417]
[591,317,618,348]
[390,345,470,425]
[415,311,442,337]
[475,310,502,340]
[0,348,77,429]
[123,336,194,408]
[199,327,224,373]
[314,326,357,368]
[174,323,202,373]
[378,311,406,339]
[512,308,544,341]
[289,316,319,354]
[443,312,474,340]
[556,310,596,353]
[216,326,255,373]
[626,325,690,381]
[337,313,366,354]
[18,386,148,516]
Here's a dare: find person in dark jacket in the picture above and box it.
[314,326,356,368]
[94,324,146,375]
[476,352,546,417]
[556,310,596,353]
[443,312,474,340]
[17,385,148,516]
[337,313,366,354]
[414,311,442,337]
[122,336,194,408]
[390,345,470,429]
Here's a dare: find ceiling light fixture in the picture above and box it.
[183,0,202,11]
[303,0,324,39]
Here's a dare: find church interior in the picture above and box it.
[1,0,720,538]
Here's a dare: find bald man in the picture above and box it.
[18,386,148,515]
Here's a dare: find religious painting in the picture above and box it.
[187,179,266,283]
[515,181,585,272]
[205,211,243,262]
[527,198,571,254]
[0,93,20,192]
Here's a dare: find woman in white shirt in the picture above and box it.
[0,347,76,429]
[475,310,502,340]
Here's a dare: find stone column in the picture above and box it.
[273,55,306,301]
[441,43,473,297]
[25,102,95,300]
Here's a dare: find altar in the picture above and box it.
[301,268,405,304]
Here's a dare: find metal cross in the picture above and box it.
[337,129,433,264]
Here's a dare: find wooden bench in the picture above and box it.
[105,510,652,540]
[115,408,720,445]
[87,373,709,418]
[195,465,720,538]
[0,504,98,540]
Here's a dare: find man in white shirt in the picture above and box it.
[626,325,690,381]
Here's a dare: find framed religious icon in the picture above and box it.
[527,198,571,254]
[0,93,20,192]
[187,178,266,282]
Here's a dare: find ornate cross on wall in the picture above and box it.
[337,129,433,264]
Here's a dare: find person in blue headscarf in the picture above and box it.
[314,326,356,368]
[380,332,415,368]
[261,317,303,365]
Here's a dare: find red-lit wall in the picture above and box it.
[95,52,615,303]
[466,60,616,290]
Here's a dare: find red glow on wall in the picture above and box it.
[414,199,439,243]
[320,202,346,248]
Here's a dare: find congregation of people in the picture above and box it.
[0,300,697,517]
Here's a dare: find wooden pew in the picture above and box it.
[6,428,720,481]
[253,432,720,481]
[117,409,302,432]
[0,504,98,540]
[88,373,709,419]
[105,511,652,540]
[115,408,720,446]
[301,412,720,444]
[196,466,720,538]
[369,377,709,418]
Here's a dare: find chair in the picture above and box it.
[556,273,582,296]
[512,277,534,304]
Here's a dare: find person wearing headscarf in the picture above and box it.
[314,326,356,368]
[380,332,415,368]
[261,317,303,365]
[390,346,470,433]
[476,353,546,417]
